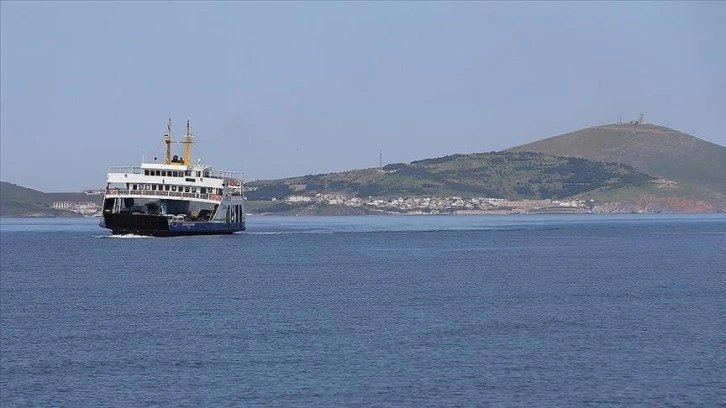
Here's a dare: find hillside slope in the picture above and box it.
[507,123,726,196]
[0,181,99,217]
[247,151,653,201]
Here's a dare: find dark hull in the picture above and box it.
[102,213,245,237]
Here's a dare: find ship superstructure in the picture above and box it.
[100,119,245,236]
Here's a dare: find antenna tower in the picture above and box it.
[182,120,194,166]
[164,118,173,164]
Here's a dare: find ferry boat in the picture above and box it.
[100,119,245,236]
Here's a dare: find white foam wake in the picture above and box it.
[93,234,152,239]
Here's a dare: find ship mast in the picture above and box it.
[164,118,173,165]
[183,120,193,166]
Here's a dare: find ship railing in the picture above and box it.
[208,170,242,181]
[104,189,244,201]
[107,167,242,182]
[108,166,144,174]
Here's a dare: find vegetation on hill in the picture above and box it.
[0,182,100,217]
[507,123,726,197]
[246,151,653,201]
[4,122,723,216]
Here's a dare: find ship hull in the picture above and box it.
[102,213,245,237]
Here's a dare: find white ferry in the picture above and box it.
[100,120,245,236]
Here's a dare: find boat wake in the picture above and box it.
[246,229,335,235]
[93,234,152,239]
[245,226,562,235]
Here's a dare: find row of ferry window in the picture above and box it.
[143,170,210,177]
[131,184,222,194]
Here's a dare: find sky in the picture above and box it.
[1,1,725,192]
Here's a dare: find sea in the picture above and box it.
[1,214,725,407]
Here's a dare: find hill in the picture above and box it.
[506,123,726,198]
[4,122,724,216]
[246,151,653,202]
[0,181,102,217]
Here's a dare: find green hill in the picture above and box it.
[0,182,101,217]
[506,123,726,197]
[247,151,653,201]
[4,122,724,216]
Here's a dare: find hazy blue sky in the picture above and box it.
[1,1,724,192]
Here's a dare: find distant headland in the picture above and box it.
[2,122,724,217]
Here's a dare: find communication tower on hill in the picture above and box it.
[630,113,645,125]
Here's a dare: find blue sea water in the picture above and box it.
[1,214,725,407]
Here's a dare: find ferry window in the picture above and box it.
[196,171,201,177]
[133,184,138,190]
[152,185,156,191]
[172,186,177,192]
[184,187,190,193]
[192,187,197,193]
[200,187,206,194]
[165,185,170,191]
[144,170,149,176]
